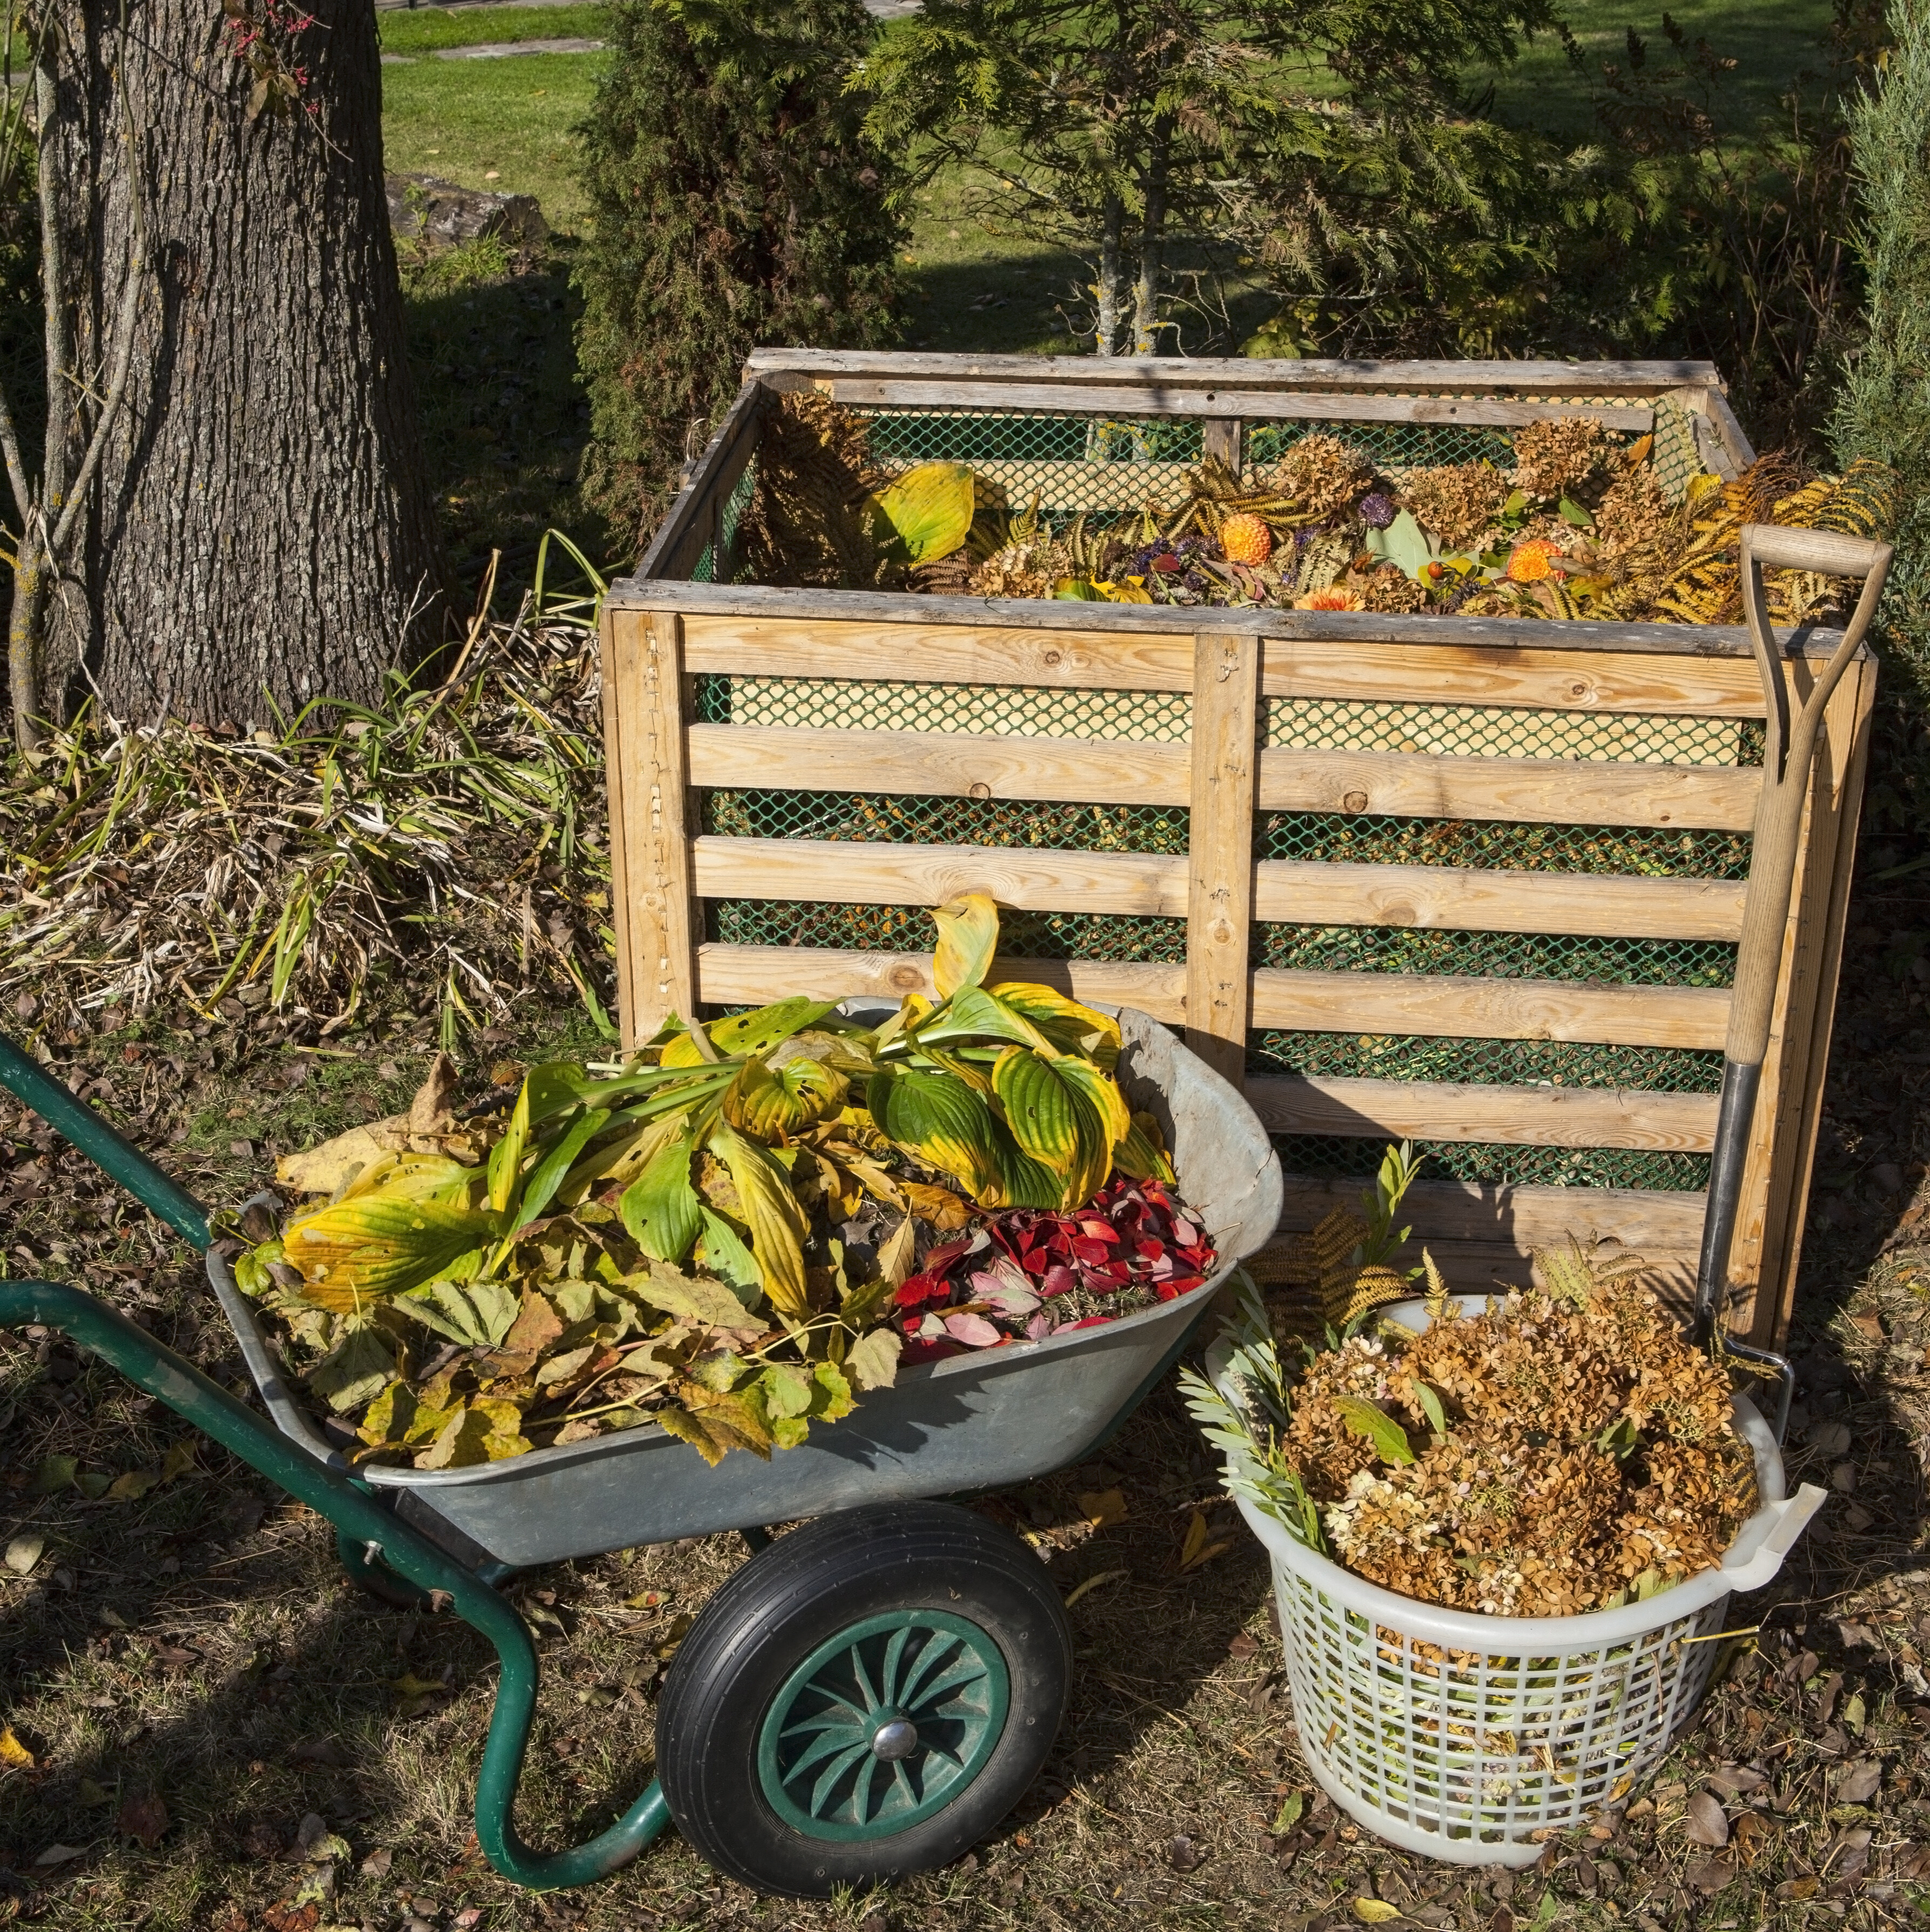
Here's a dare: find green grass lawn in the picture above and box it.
[379,3,609,53]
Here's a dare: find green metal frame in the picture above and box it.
[0,1031,675,1890]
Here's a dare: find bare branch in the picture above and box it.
[50,237,143,560]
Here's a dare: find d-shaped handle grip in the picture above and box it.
[1741,524,1893,580]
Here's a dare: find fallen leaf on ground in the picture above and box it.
[1178,1508,1231,1571]
[1353,1901,1402,1924]
[76,1779,111,1806]
[359,1849,392,1879]
[159,1439,197,1484]
[1061,1567,1128,1609]
[105,1469,160,1503]
[290,1738,352,1768]
[33,1843,87,1866]
[154,1644,198,1674]
[1730,1810,1770,1865]
[1166,1834,1202,1872]
[97,1605,127,1629]
[1078,1488,1127,1529]
[1270,1792,1304,1835]
[30,1454,75,1495]
[118,1790,167,1846]
[75,1472,111,1500]
[1777,1876,1819,1900]
[1686,1855,1737,1894]
[1838,1759,1882,1803]
[4,1533,43,1575]
[0,1726,32,1769]
[453,1911,483,1929]
[1684,1791,1730,1846]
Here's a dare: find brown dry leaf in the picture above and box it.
[409,1054,459,1135]
[105,1468,160,1503]
[1729,1810,1770,1867]
[1685,1855,1737,1895]
[117,1789,168,1847]
[1177,1509,1232,1572]
[1079,1488,1127,1530]
[903,1180,973,1231]
[1684,1792,1730,1846]
[1837,1759,1882,1804]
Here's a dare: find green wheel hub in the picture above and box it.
[755,1609,1011,1842]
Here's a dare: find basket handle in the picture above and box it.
[1718,1482,1828,1594]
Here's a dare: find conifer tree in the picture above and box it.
[574,0,904,551]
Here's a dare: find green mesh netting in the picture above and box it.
[692,675,1193,742]
[1273,1133,1712,1192]
[703,788,1190,853]
[1248,1031,1722,1092]
[686,453,759,586]
[1256,924,1734,987]
[706,900,1185,963]
[1261,810,1749,878]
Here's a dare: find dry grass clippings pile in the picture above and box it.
[1189,1245,1760,1621]
[742,390,1897,630]
[236,895,1212,1474]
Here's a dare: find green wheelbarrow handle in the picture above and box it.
[0,1278,670,1890]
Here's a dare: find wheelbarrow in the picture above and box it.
[0,1008,1282,1899]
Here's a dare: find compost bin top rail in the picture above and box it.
[741,348,1731,397]
[604,578,1855,665]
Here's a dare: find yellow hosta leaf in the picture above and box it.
[661,996,839,1068]
[863,461,977,565]
[990,1047,1085,1175]
[870,1067,1004,1206]
[988,981,1122,1068]
[282,1193,498,1316]
[708,1124,812,1323]
[0,1726,33,1770]
[930,891,1000,999]
[1114,1109,1176,1184]
[724,1051,848,1139]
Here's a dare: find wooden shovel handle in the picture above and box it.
[1740,525,1890,579]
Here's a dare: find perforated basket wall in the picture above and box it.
[611,353,1874,1344]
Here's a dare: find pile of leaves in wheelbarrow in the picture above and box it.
[744,388,1895,629]
[1185,1192,1761,1620]
[233,895,1214,1470]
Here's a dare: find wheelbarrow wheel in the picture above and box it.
[656,1500,1071,1898]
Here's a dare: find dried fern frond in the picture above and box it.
[1421,1249,1456,1324]
[1532,1233,1650,1309]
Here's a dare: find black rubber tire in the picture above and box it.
[656,1501,1072,1897]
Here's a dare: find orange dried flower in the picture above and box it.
[1219,512,1273,566]
[1295,587,1362,611]
[1507,539,1563,583]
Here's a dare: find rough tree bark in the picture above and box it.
[41,0,451,729]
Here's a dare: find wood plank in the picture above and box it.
[688,722,1192,806]
[695,943,1186,1019]
[1273,1175,1710,1249]
[1187,633,1261,1081]
[600,608,638,1048]
[744,347,1727,396]
[1251,859,1746,941]
[635,379,764,583]
[613,580,1857,665]
[1249,1234,1696,1306]
[610,612,700,1047]
[1202,419,1241,468]
[1257,747,1759,829]
[1249,969,1731,1049]
[1247,1075,1719,1149]
[1701,388,1759,475]
[690,836,1191,917]
[818,378,1656,431]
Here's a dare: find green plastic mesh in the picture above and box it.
[706,900,1185,963]
[1248,1031,1721,1092]
[1273,1133,1711,1192]
[687,453,759,585]
[702,788,1189,854]
[1261,810,1748,877]
[1256,924,1734,987]
[692,674,1192,743]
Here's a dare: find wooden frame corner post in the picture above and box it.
[1186,632,1260,1084]
[607,608,698,1052]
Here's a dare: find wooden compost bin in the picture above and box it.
[600,350,1875,1349]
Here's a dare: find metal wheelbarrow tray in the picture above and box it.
[0,1005,1281,1898]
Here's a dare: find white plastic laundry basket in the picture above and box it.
[1212,1300,1827,1867]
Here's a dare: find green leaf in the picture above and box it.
[990,1046,1085,1174]
[708,1123,812,1323]
[1270,1791,1304,1835]
[870,1064,1004,1205]
[1334,1397,1415,1467]
[1362,507,1433,579]
[282,1196,499,1315]
[30,1454,76,1495]
[620,1129,702,1263]
[929,891,1000,998]
[909,983,1052,1051]
[516,1106,611,1229]
[630,1264,764,1333]
[1412,1381,1447,1438]
[660,997,839,1069]
[696,1209,761,1303]
[845,1327,902,1393]
[723,1051,847,1138]
[1557,495,1593,528]
[398,1274,521,1349]
[763,1364,815,1419]
[307,1326,398,1414]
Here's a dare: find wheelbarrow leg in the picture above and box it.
[0,1279,670,1890]
[1695,526,1893,1443]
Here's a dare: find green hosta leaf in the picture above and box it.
[929,891,1000,999]
[870,1064,1004,1205]
[517,1105,611,1229]
[991,1046,1085,1175]
[913,983,1054,1051]
[708,1123,812,1323]
[620,1130,702,1264]
[862,461,976,566]
[307,1325,398,1414]
[1334,1397,1415,1467]
[630,1263,765,1334]
[696,1208,761,1304]
[993,1134,1065,1210]
[282,1196,498,1316]
[1412,1381,1447,1438]
[660,997,840,1069]
[845,1327,902,1393]
[988,981,1121,1068]
[723,1051,848,1138]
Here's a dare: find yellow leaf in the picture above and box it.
[708,1124,812,1323]
[159,1440,197,1484]
[1354,1902,1402,1924]
[988,981,1121,1068]
[282,1192,497,1316]
[105,1470,160,1503]
[863,461,977,565]
[1178,1508,1232,1572]
[930,891,1000,999]
[1079,1488,1127,1529]
[0,1726,33,1770]
[389,1673,445,1700]
[902,1179,972,1230]
[723,1051,847,1138]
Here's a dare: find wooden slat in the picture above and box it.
[610,612,699,1047]
[1257,747,1759,829]
[636,379,765,583]
[688,723,1192,806]
[600,609,637,1045]
[687,724,1760,830]
[1248,1075,1719,1149]
[1274,1175,1710,1249]
[1262,636,1776,716]
[620,582,1856,666]
[690,836,1189,917]
[1187,633,1260,1080]
[1251,859,1745,941]
[695,943,1185,1019]
[745,347,1726,396]
[1249,969,1730,1049]
[1251,1235,1697,1305]
[819,378,1655,431]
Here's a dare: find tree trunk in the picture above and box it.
[1131,118,1172,356]
[48,0,450,728]
[1094,192,1125,356]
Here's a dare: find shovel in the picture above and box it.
[1692,524,1893,1439]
